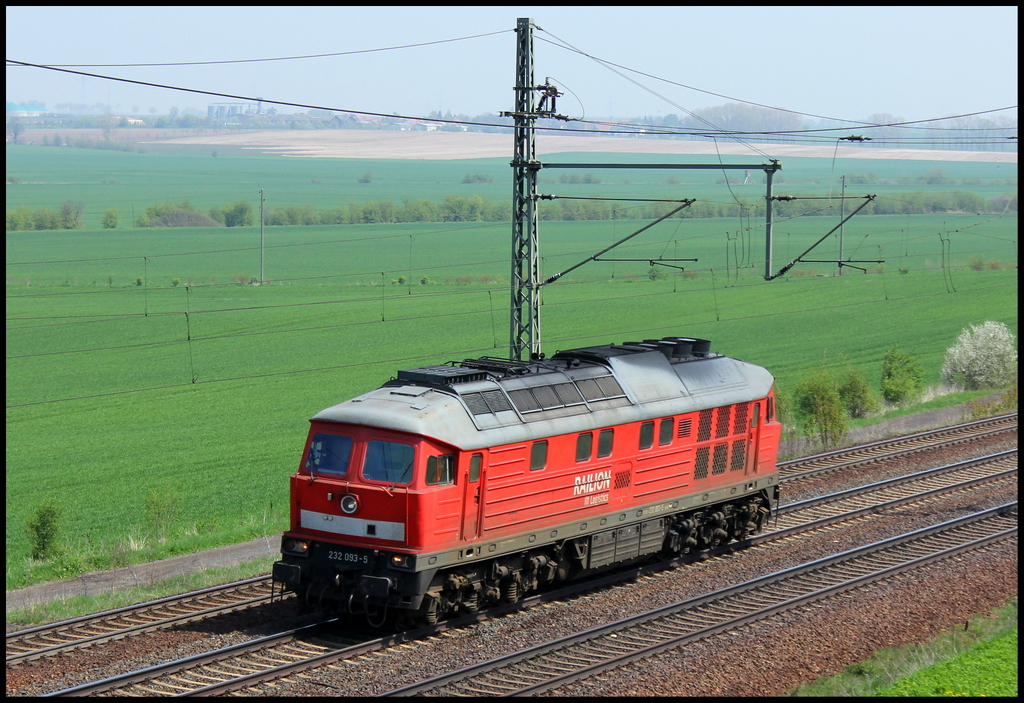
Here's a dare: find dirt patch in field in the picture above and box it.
[12,127,1015,163]
[154,129,1018,163]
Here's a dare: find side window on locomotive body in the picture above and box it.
[659,418,674,446]
[597,428,614,458]
[576,433,593,462]
[639,422,654,450]
[305,433,354,476]
[426,454,455,486]
[530,440,548,471]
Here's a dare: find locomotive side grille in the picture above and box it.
[712,443,729,475]
[482,390,513,412]
[732,403,749,434]
[730,439,746,471]
[462,390,513,416]
[715,405,732,438]
[531,384,560,408]
[508,388,541,412]
[697,409,713,442]
[614,470,632,490]
[677,417,693,438]
[577,374,626,402]
[553,382,585,405]
[596,375,625,398]
[694,446,710,479]
[463,393,491,415]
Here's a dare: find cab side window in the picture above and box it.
[426,454,455,485]
[597,428,614,458]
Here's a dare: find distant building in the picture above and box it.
[327,114,381,129]
[123,117,145,126]
[6,102,45,116]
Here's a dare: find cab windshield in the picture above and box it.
[305,433,353,476]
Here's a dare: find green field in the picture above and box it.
[877,628,1017,697]
[5,143,1018,591]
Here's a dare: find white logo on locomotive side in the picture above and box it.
[573,470,612,495]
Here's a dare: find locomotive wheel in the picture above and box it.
[421,594,440,625]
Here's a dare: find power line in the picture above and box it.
[534,30,1018,133]
[7,30,513,68]
[7,59,1013,146]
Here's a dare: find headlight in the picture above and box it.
[340,494,359,514]
[389,554,413,569]
[283,538,310,555]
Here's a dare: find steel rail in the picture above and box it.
[778,412,1016,480]
[6,576,279,665]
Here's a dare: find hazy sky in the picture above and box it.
[6,6,1018,125]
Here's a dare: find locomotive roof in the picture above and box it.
[311,336,775,451]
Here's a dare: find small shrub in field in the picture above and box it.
[793,368,848,449]
[26,498,64,560]
[358,172,373,183]
[144,489,181,539]
[101,208,119,229]
[880,348,924,404]
[838,367,878,418]
[941,321,1017,390]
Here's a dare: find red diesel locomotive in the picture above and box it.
[273,336,781,626]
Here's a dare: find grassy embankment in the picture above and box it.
[788,600,1017,697]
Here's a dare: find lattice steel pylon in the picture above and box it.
[503,18,561,361]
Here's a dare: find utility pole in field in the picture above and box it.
[259,189,265,283]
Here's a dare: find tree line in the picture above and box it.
[6,189,1017,233]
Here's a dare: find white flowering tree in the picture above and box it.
[940,321,1018,390]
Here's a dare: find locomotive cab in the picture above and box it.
[273,421,466,617]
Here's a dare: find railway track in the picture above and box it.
[383,503,1018,696]
[772,450,1017,531]
[777,412,1016,479]
[41,450,1015,697]
[5,575,281,666]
